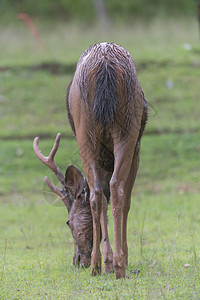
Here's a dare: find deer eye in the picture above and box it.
[66,220,70,226]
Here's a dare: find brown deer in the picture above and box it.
[33,43,147,279]
[33,133,94,268]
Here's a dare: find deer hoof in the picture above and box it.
[91,265,101,276]
[104,262,114,273]
[91,250,101,276]
[114,266,126,279]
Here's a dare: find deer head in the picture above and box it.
[33,133,93,267]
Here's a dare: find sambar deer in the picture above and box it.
[33,43,147,279]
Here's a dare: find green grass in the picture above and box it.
[1,192,200,298]
[0,18,200,298]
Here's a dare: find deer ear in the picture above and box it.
[65,165,85,199]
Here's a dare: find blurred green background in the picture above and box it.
[2,0,197,20]
[0,1,200,298]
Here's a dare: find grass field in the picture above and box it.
[0,17,200,299]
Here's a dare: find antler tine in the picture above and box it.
[45,176,71,211]
[49,132,61,159]
[33,133,65,188]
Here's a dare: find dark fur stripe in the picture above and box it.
[93,60,118,124]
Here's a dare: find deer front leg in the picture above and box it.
[110,177,125,279]
[100,193,113,273]
[90,186,102,276]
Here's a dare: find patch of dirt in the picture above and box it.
[178,183,200,195]
[0,132,73,141]
[0,60,200,75]
[0,128,198,141]
[0,62,76,75]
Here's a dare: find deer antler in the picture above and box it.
[33,133,72,211]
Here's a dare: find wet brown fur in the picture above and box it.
[66,43,147,278]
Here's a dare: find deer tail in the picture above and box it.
[92,60,119,124]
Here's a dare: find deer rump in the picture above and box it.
[67,42,140,143]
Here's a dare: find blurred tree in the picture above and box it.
[197,0,200,40]
[93,0,110,29]
[93,0,109,22]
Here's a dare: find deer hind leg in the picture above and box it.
[110,137,138,279]
[76,136,102,275]
[121,142,140,268]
